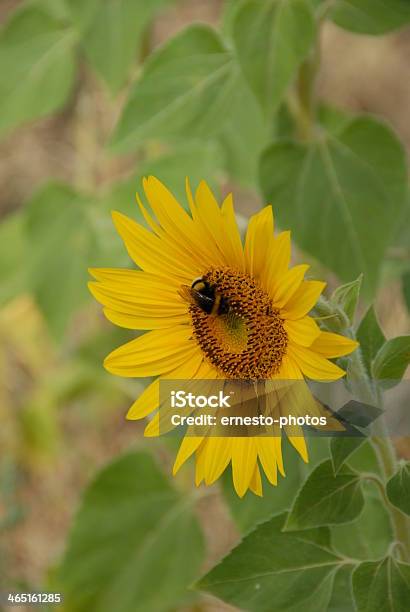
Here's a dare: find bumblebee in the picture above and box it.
[179,277,230,315]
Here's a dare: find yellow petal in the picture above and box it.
[102,308,189,330]
[249,464,263,496]
[284,316,321,347]
[111,211,200,281]
[136,193,161,235]
[142,176,217,267]
[264,231,291,293]
[275,352,303,380]
[173,436,204,475]
[257,437,282,485]
[231,438,257,498]
[310,331,359,358]
[287,432,309,463]
[144,414,160,437]
[89,280,186,309]
[104,327,198,377]
[194,181,236,267]
[281,280,326,320]
[88,267,180,295]
[127,379,159,421]
[271,264,310,308]
[127,352,203,420]
[289,343,346,380]
[203,437,233,485]
[244,206,274,280]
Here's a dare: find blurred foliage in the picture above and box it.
[1,0,410,611]
[59,452,204,612]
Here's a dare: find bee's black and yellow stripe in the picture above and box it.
[189,278,229,315]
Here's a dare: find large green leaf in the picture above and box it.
[35,0,70,20]
[352,556,410,611]
[218,75,268,187]
[24,182,97,337]
[373,336,410,388]
[111,25,239,152]
[260,117,408,294]
[198,512,346,612]
[327,565,356,612]
[285,459,364,530]
[232,0,316,115]
[66,0,169,93]
[60,452,204,612]
[0,5,76,136]
[386,463,410,517]
[332,483,392,560]
[356,306,386,377]
[331,0,410,35]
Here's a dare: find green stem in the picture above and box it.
[317,297,410,561]
[351,354,410,561]
[286,1,326,142]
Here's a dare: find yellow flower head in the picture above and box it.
[89,177,358,497]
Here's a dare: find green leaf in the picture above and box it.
[331,0,410,35]
[34,0,70,20]
[66,0,169,93]
[373,336,410,387]
[0,5,76,136]
[330,436,366,475]
[331,275,362,324]
[60,452,204,612]
[317,103,354,136]
[327,564,356,612]
[345,439,379,474]
[111,25,238,152]
[332,482,392,560]
[233,0,316,115]
[260,117,408,295]
[285,459,364,530]
[386,463,410,516]
[352,556,410,612]
[0,213,27,306]
[218,76,268,187]
[198,512,345,612]
[356,306,386,377]
[24,182,97,337]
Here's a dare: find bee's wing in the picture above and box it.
[178,285,195,303]
[178,285,214,310]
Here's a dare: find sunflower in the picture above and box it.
[89,177,358,497]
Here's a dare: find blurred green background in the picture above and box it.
[0,1,410,611]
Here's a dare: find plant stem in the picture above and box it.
[342,333,410,561]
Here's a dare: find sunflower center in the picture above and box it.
[189,267,288,379]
